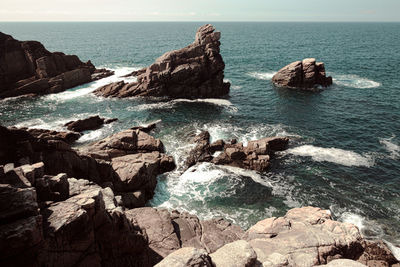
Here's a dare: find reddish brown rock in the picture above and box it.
[94,24,230,99]
[272,58,333,90]
[0,32,112,99]
[184,131,289,172]
[64,115,106,132]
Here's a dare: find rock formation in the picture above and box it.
[0,124,175,205]
[94,24,230,98]
[64,115,118,132]
[0,32,113,99]
[0,162,244,267]
[184,131,289,172]
[155,207,400,267]
[272,58,333,89]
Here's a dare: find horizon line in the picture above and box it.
[1,20,400,23]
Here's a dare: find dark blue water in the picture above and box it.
[0,22,399,246]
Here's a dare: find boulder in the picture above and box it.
[246,207,365,266]
[272,58,333,90]
[155,247,213,267]
[0,32,112,99]
[64,115,106,132]
[125,208,244,266]
[94,24,230,99]
[210,240,258,267]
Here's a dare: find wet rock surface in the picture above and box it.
[94,24,230,99]
[184,131,289,172]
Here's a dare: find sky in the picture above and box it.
[0,0,399,22]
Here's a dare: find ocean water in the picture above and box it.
[0,22,399,246]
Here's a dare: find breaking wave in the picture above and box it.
[285,145,374,167]
[333,74,381,89]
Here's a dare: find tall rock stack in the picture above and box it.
[94,24,230,98]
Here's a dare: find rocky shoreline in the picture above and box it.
[0,32,113,99]
[1,124,398,267]
[0,24,399,267]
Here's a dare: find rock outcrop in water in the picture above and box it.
[184,131,289,172]
[0,32,113,99]
[64,115,118,132]
[272,58,333,90]
[94,24,230,98]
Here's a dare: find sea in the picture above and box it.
[0,22,399,248]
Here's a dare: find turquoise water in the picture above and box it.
[0,22,399,245]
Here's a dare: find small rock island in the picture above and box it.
[272,58,333,90]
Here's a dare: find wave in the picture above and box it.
[333,74,381,89]
[200,122,299,146]
[43,66,140,101]
[150,162,296,229]
[285,145,374,167]
[248,71,276,81]
[133,98,238,113]
[380,136,400,159]
[76,128,105,143]
[340,212,366,231]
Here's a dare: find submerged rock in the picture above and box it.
[64,115,117,132]
[94,24,230,98]
[272,58,333,90]
[184,131,289,172]
[0,32,112,99]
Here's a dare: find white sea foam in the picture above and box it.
[340,212,366,231]
[43,66,140,101]
[380,136,400,159]
[248,71,277,80]
[333,74,381,89]
[76,129,104,143]
[385,241,400,261]
[285,145,374,167]
[202,122,299,146]
[133,98,238,112]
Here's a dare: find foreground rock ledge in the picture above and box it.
[272,58,333,90]
[0,32,113,99]
[94,24,230,98]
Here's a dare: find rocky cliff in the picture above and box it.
[0,32,112,99]
[94,24,230,99]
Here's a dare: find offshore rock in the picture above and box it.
[272,58,333,89]
[94,24,230,98]
[0,32,112,99]
[64,115,117,132]
[184,131,289,172]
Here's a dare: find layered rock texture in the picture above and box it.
[0,124,175,205]
[0,32,113,99]
[184,131,289,172]
[155,207,400,267]
[94,24,230,98]
[0,155,398,267]
[0,162,244,266]
[272,58,333,90]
